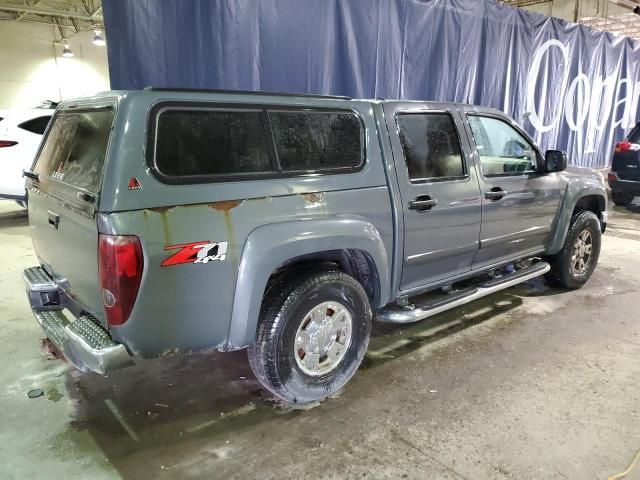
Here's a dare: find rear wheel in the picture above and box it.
[612,191,634,206]
[545,211,601,289]
[248,269,371,405]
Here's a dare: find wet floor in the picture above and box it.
[1,200,640,479]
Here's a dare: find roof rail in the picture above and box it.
[143,86,351,100]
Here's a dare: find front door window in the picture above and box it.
[468,116,537,176]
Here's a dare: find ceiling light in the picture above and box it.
[92,29,106,46]
[61,43,73,57]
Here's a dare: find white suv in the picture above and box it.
[0,106,55,205]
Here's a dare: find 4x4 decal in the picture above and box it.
[161,240,228,267]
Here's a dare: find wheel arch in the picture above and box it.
[547,180,607,255]
[272,248,381,305]
[224,218,391,350]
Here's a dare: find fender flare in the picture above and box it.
[546,180,607,255]
[225,218,391,349]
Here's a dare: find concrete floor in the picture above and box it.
[1,200,640,480]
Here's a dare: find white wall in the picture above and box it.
[0,21,109,110]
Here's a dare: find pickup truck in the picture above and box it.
[23,89,608,405]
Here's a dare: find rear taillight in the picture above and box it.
[608,171,618,182]
[98,234,143,326]
[0,140,17,148]
[615,141,640,152]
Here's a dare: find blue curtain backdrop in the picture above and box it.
[103,0,640,169]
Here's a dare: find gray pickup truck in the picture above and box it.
[23,89,607,405]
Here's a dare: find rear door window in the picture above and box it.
[18,115,52,135]
[268,111,363,172]
[396,113,465,181]
[34,108,114,193]
[154,109,273,178]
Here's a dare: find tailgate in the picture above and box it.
[613,151,640,181]
[26,107,115,324]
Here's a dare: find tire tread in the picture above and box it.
[545,210,601,289]
[248,268,371,404]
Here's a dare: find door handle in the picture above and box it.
[484,188,507,201]
[47,210,60,229]
[409,196,438,212]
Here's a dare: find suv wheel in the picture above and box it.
[612,191,634,206]
[248,269,371,405]
[545,211,602,289]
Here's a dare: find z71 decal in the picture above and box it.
[161,241,228,267]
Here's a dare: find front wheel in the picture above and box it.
[248,269,372,405]
[545,210,602,289]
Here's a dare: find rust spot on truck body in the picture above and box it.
[302,192,325,204]
[143,206,174,243]
[209,200,244,212]
[147,206,175,214]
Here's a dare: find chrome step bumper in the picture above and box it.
[23,266,134,374]
[377,261,550,324]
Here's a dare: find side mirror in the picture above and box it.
[544,150,567,173]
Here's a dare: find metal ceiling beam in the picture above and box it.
[0,3,102,21]
[608,0,640,9]
[15,0,40,20]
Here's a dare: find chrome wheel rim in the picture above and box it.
[571,229,593,276]
[293,301,353,377]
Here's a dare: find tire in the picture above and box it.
[248,269,372,405]
[545,210,602,289]
[612,191,634,206]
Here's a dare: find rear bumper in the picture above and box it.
[609,178,640,195]
[23,266,134,374]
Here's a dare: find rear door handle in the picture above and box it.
[409,196,438,212]
[484,188,507,201]
[47,210,60,229]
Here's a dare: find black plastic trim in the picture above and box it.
[143,86,351,100]
[0,193,26,201]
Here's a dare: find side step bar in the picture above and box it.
[377,261,550,324]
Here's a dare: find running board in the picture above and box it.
[377,261,550,324]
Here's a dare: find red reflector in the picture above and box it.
[98,234,143,326]
[608,172,618,182]
[0,140,18,148]
[128,177,141,190]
